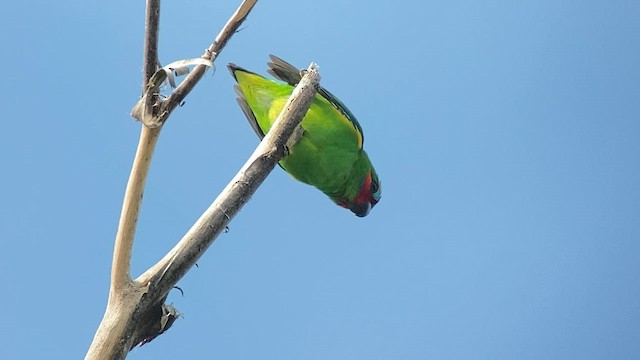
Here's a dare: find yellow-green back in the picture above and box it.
[229,60,380,216]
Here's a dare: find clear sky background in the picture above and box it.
[1,1,639,359]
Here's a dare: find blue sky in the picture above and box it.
[1,1,639,359]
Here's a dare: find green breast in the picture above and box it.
[268,92,364,199]
[235,71,369,202]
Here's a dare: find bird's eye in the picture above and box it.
[370,180,381,201]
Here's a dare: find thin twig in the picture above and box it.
[137,64,321,299]
[141,0,161,125]
[157,0,258,123]
[143,0,160,87]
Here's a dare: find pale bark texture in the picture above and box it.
[85,0,321,358]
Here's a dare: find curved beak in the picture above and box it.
[349,201,372,217]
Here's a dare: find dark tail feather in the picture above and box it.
[229,65,267,139]
[267,55,303,86]
[233,84,266,140]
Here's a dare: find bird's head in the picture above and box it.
[338,170,381,217]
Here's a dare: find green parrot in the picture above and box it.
[228,55,381,217]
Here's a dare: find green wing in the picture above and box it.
[228,63,268,140]
[229,57,380,215]
[267,55,365,149]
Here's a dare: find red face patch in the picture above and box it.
[355,172,372,205]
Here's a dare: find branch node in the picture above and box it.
[131,68,167,128]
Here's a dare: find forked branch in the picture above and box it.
[138,63,320,295]
[87,0,262,359]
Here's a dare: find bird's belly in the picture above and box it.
[280,135,358,191]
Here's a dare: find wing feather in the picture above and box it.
[229,64,266,139]
[267,55,365,148]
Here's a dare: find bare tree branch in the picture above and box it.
[115,0,258,292]
[133,0,258,127]
[87,2,164,358]
[138,63,321,295]
[110,127,161,292]
[142,0,160,86]
[141,0,161,125]
[86,1,322,358]
[159,0,257,117]
[88,64,319,359]
[111,0,162,296]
